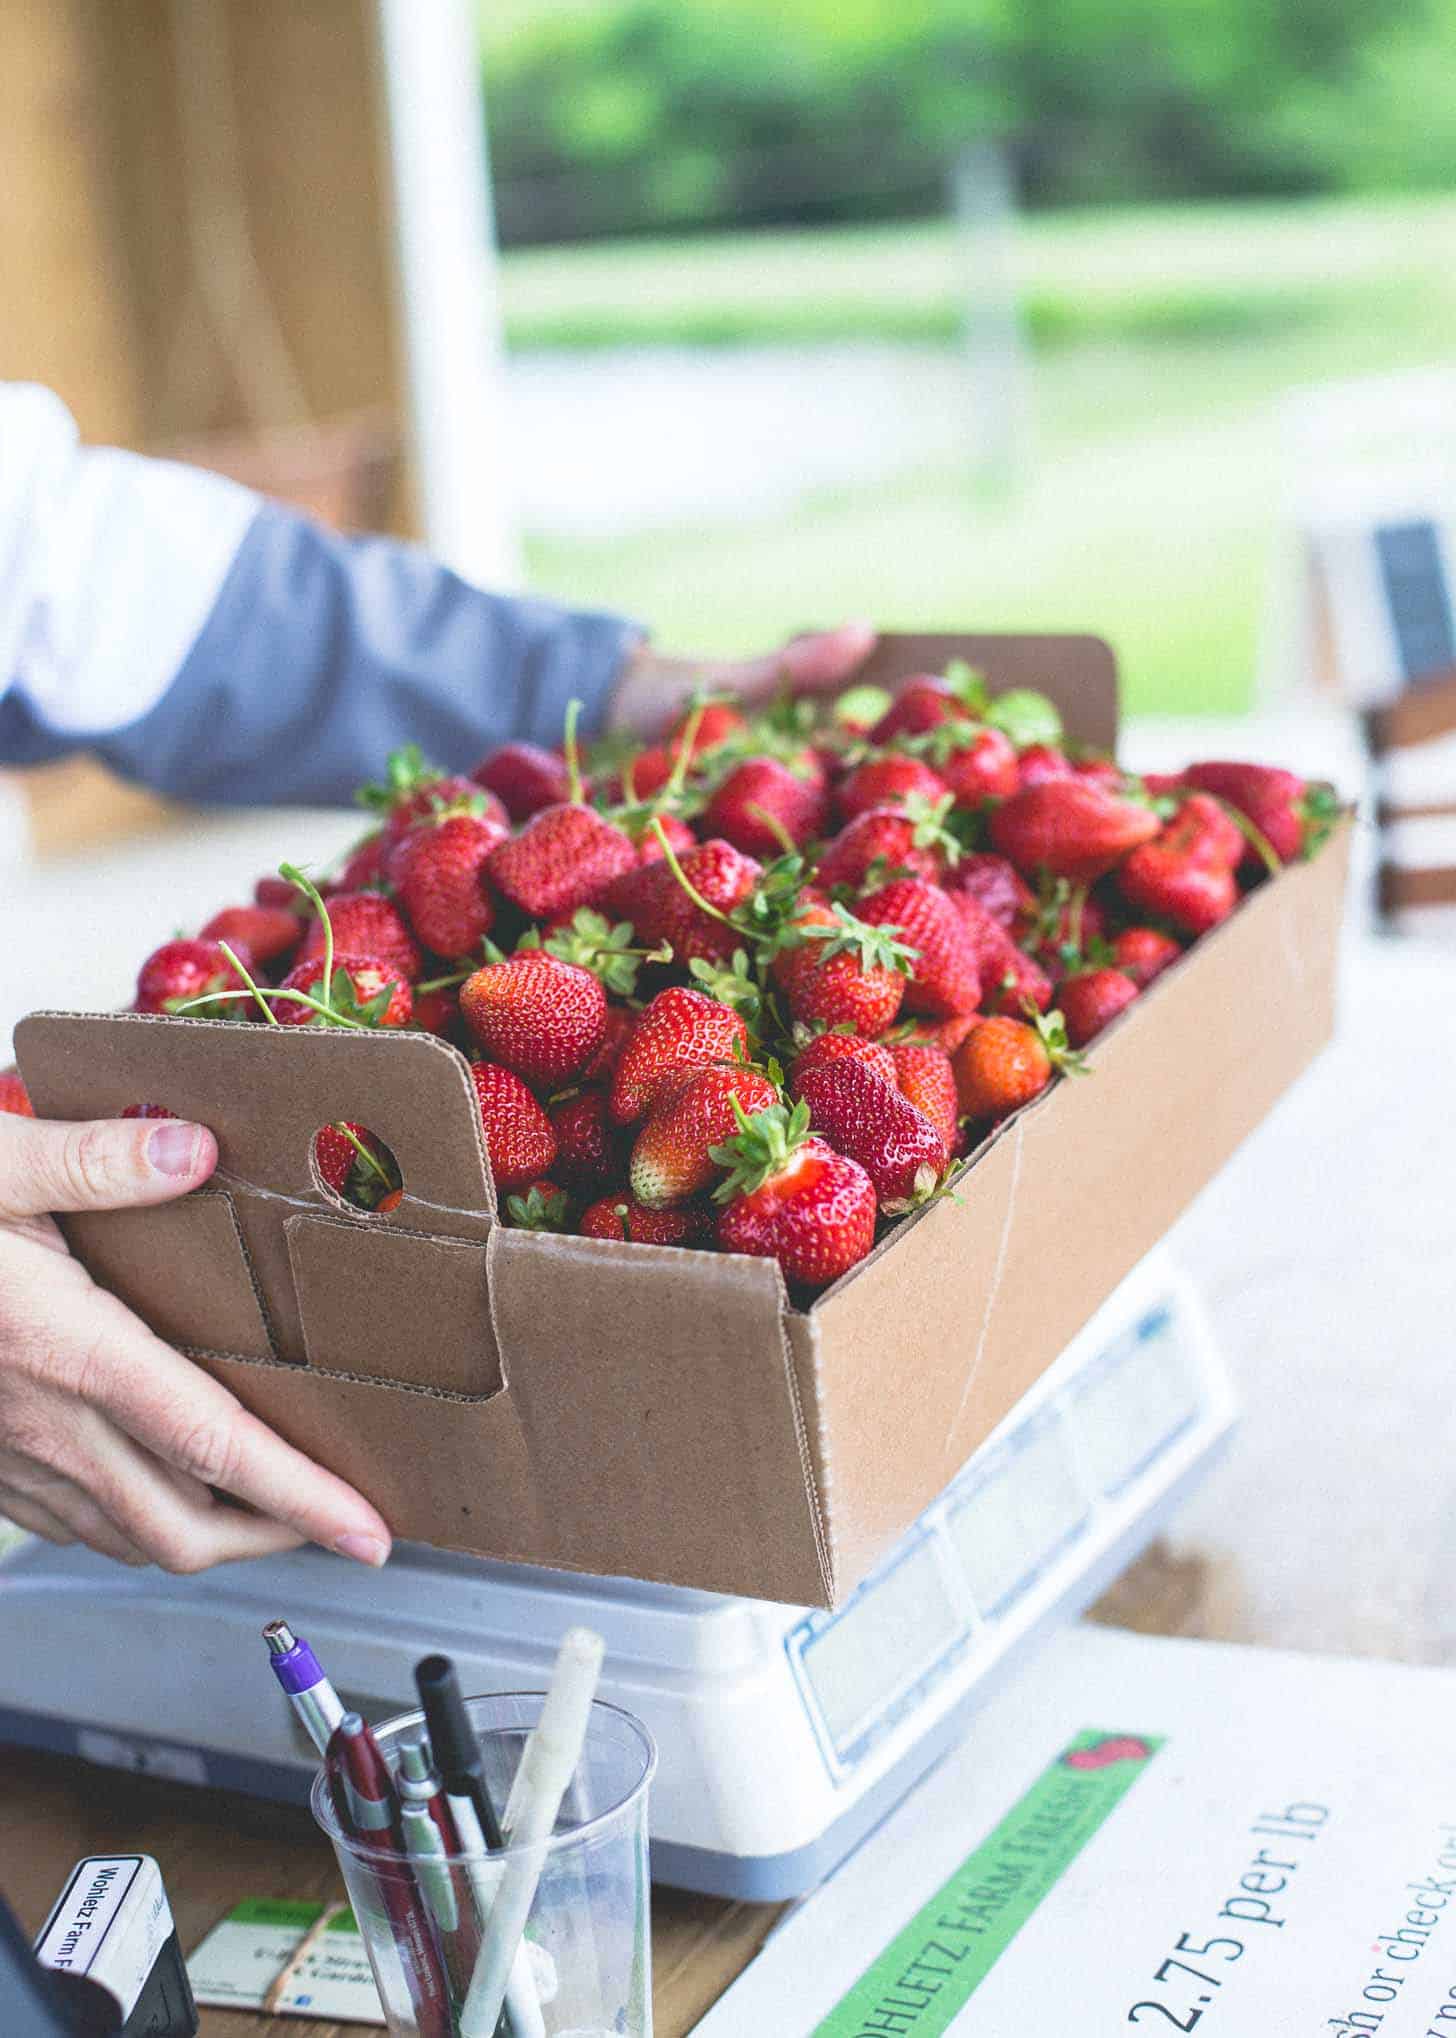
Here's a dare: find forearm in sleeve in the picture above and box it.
[0,385,640,806]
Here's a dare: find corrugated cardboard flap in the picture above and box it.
[808,817,1352,1593]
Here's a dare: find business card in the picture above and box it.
[186,1897,385,2023]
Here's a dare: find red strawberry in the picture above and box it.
[1182,760,1338,867]
[254,873,301,910]
[199,904,301,965]
[630,810,697,864]
[788,1032,898,1094]
[772,899,912,1037]
[470,742,571,821]
[313,1121,403,1213]
[613,746,674,804]
[471,1062,558,1190]
[1118,798,1241,934]
[870,675,968,743]
[336,831,392,893]
[714,1107,877,1291]
[1058,967,1140,1047]
[411,985,461,1037]
[837,754,950,823]
[0,1069,35,1117]
[858,879,981,1017]
[897,1011,982,1056]
[990,780,1160,884]
[953,1010,1079,1121]
[815,799,955,892]
[135,939,251,1015]
[486,804,636,922]
[503,1179,573,1232]
[579,1005,635,1084]
[1015,886,1110,968]
[300,893,422,984]
[668,698,748,758]
[704,756,829,858]
[920,723,1019,805]
[121,1102,175,1120]
[629,1065,779,1208]
[887,1041,960,1151]
[459,951,607,1088]
[977,917,1054,1015]
[361,745,505,840]
[1112,927,1182,987]
[1071,755,1122,791]
[548,1089,619,1193]
[1017,743,1073,787]
[943,852,1036,928]
[276,953,413,1028]
[388,811,507,957]
[608,986,749,1126]
[598,838,761,969]
[796,1058,948,1210]
[580,1194,709,1247]
[1166,790,1246,871]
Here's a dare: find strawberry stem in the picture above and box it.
[563,698,585,807]
[216,941,279,1026]
[665,700,706,800]
[335,1121,392,1187]
[174,985,370,1028]
[649,818,738,929]
[1208,795,1284,878]
[744,800,800,859]
[280,863,336,996]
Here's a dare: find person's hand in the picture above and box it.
[607,621,877,741]
[0,1111,393,1572]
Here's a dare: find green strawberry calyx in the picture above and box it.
[1298,782,1341,859]
[787,901,919,978]
[708,1095,813,1205]
[537,908,672,996]
[1030,1004,1087,1077]
[505,1184,572,1232]
[688,948,764,1022]
[357,743,446,815]
[985,686,1063,750]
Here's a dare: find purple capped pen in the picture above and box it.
[263,1619,346,1755]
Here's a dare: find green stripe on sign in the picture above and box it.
[814,1729,1162,2038]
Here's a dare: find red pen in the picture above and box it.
[326,1712,454,2038]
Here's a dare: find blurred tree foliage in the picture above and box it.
[482,0,1452,243]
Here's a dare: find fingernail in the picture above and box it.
[334,1532,390,1568]
[148,1122,202,1176]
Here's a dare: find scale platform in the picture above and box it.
[0,1249,1233,1901]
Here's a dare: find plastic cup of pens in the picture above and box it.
[310,1657,656,2038]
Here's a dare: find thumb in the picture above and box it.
[0,1115,218,1222]
[734,621,878,703]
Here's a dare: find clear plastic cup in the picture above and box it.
[311,1693,656,2038]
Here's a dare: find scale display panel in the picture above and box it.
[1071,1304,1201,1497]
[947,1413,1088,1616]
[793,1531,965,1769]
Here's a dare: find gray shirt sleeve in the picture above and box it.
[0,497,641,807]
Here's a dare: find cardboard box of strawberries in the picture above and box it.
[14,633,1350,1605]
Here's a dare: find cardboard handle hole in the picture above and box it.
[309,1122,404,1219]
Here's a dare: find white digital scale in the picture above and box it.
[0,1249,1233,1901]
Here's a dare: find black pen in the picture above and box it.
[415,1656,544,2038]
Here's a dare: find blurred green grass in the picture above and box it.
[506,194,1456,715]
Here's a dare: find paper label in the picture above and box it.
[35,1855,174,2018]
[814,1730,1160,2035]
[690,1625,1456,2038]
[186,1898,386,2023]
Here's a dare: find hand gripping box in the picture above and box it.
[15,635,1351,1607]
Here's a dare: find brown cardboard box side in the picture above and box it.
[14,635,1349,1606]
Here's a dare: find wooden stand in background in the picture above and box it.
[0,0,415,857]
